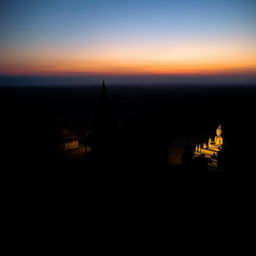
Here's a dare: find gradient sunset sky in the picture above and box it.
[1,0,256,83]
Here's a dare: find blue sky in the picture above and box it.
[0,0,255,84]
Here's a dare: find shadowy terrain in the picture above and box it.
[1,84,256,175]
[1,84,256,248]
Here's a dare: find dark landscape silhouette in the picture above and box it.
[1,82,255,252]
[2,82,256,181]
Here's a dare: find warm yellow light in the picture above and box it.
[194,124,224,168]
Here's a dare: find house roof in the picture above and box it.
[59,129,79,143]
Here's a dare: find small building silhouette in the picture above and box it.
[59,129,79,151]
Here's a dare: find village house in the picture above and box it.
[59,129,79,151]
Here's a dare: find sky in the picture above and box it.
[0,0,256,84]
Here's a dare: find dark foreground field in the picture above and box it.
[1,85,256,180]
[1,84,256,192]
[1,85,256,250]
[1,84,255,169]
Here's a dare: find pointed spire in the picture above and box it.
[99,80,108,103]
[93,79,115,135]
[102,80,106,95]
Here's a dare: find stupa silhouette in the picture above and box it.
[92,80,117,154]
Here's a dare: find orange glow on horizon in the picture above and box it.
[1,40,256,76]
[1,0,256,79]
[1,61,255,76]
